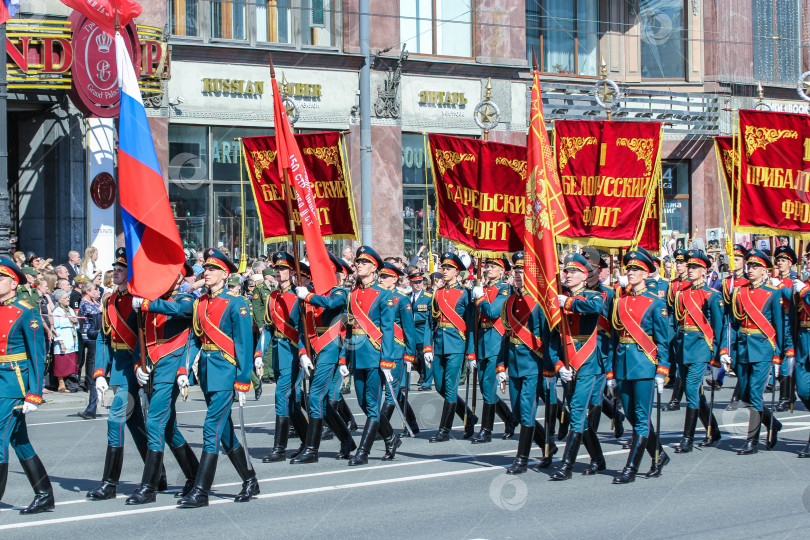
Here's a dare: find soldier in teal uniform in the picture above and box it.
[549,254,608,480]
[332,258,358,433]
[410,271,434,392]
[424,252,477,442]
[671,251,726,453]
[498,252,552,474]
[726,248,790,455]
[470,256,515,443]
[0,256,54,515]
[126,261,200,505]
[178,248,258,508]
[611,249,671,484]
[773,245,798,411]
[376,262,414,458]
[289,251,356,463]
[722,244,749,410]
[257,252,309,462]
[343,246,398,465]
[789,275,810,456]
[88,248,155,501]
[663,249,689,412]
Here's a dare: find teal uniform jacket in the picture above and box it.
[474,280,510,359]
[411,290,432,345]
[345,280,396,370]
[0,296,45,403]
[774,276,797,359]
[256,286,303,372]
[191,288,253,393]
[498,292,551,378]
[731,281,788,365]
[424,283,475,358]
[611,287,671,381]
[302,286,349,365]
[672,284,728,365]
[392,291,417,364]
[139,292,195,384]
[95,289,139,386]
[547,287,605,377]
[722,274,748,364]
[593,283,615,377]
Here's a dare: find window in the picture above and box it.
[753,0,801,83]
[257,0,292,43]
[526,0,599,76]
[401,0,473,57]
[639,0,686,79]
[662,161,689,235]
[171,0,200,37]
[211,0,247,40]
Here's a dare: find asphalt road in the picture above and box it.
[2,380,810,539]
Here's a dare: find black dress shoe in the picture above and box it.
[505,456,528,474]
[417,385,431,392]
[78,410,96,420]
[797,441,810,458]
[530,444,558,470]
[254,386,263,401]
[582,459,606,475]
[775,401,789,412]
[662,401,680,412]
[463,414,478,440]
[645,452,670,477]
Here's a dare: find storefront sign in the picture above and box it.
[202,78,265,96]
[418,91,467,106]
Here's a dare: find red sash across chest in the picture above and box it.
[197,295,236,362]
[679,288,714,350]
[107,292,137,350]
[617,295,657,361]
[561,295,599,370]
[270,290,300,345]
[437,287,466,333]
[480,286,506,335]
[507,295,541,350]
[392,296,405,345]
[145,299,190,362]
[351,286,383,347]
[736,285,777,349]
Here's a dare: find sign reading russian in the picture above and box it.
[736,109,810,238]
[242,132,358,242]
[555,120,662,248]
[428,134,527,255]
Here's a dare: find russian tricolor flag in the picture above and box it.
[115,32,185,299]
[1,0,21,25]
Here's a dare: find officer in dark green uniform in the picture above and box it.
[252,268,275,384]
[16,267,40,307]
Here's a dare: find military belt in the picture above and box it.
[274,330,290,340]
[479,322,495,329]
[740,327,762,335]
[111,342,132,351]
[200,343,236,365]
[352,328,367,335]
[509,336,523,346]
[570,335,590,342]
[0,353,28,397]
[801,321,810,328]
[619,336,653,345]
[680,325,700,331]
[437,322,457,329]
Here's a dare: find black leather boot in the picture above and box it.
[0,462,7,508]
[737,409,762,455]
[531,420,558,469]
[429,400,456,443]
[178,451,217,508]
[762,408,782,450]
[379,407,402,461]
[348,420,379,466]
[612,434,646,484]
[546,402,559,443]
[291,418,323,464]
[289,404,309,459]
[602,394,625,439]
[645,428,670,477]
[19,455,55,514]
[455,397,478,439]
[776,375,790,411]
[506,424,534,475]
[557,402,571,441]
[675,407,699,454]
[696,401,722,447]
[326,401,356,459]
[264,416,289,462]
[581,427,606,475]
[228,446,259,502]
[472,403,495,444]
[495,398,515,439]
[550,431,582,481]
[401,397,420,436]
[338,399,357,432]
[87,445,124,500]
[126,449,163,505]
[321,424,334,441]
[170,443,199,498]
[663,377,683,411]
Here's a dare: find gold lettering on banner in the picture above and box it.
[722,148,740,172]
[743,126,799,157]
[302,146,342,177]
[494,157,528,180]
[433,150,476,175]
[558,136,597,170]
[615,138,655,176]
[249,150,278,179]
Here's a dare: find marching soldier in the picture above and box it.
[671,251,725,453]
[258,252,309,462]
[550,254,608,480]
[343,246,397,465]
[722,244,749,410]
[424,252,477,442]
[470,256,515,443]
[332,258,358,433]
[663,249,689,412]
[289,252,357,463]
[177,248,258,508]
[611,249,671,484]
[126,262,200,505]
[726,248,789,455]
[88,248,155,501]
[409,271,434,392]
[0,256,54,515]
[773,245,799,412]
[252,267,275,388]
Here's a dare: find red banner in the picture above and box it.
[555,120,662,248]
[428,133,527,255]
[638,185,661,253]
[242,132,358,243]
[737,109,810,238]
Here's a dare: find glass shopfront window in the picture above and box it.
[662,161,690,235]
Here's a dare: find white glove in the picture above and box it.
[254,357,264,372]
[424,351,433,368]
[405,361,412,373]
[558,365,573,383]
[382,366,393,383]
[135,365,151,386]
[300,354,314,378]
[472,286,485,300]
[22,402,38,414]
[655,374,666,394]
[95,375,108,395]
[558,294,568,307]
[771,277,781,287]
[787,356,796,376]
[177,374,189,391]
[296,286,309,300]
[618,275,628,287]
[237,391,247,407]
[497,371,508,386]
[773,361,782,378]
[131,296,144,310]
[339,364,350,378]
[793,279,806,294]
[720,354,731,369]
[606,378,617,390]
[467,358,477,371]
